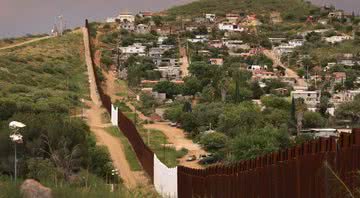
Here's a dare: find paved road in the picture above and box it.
[0,36,52,51]
[263,49,307,87]
[82,27,140,188]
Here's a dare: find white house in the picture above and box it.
[155,66,181,79]
[291,90,321,108]
[218,22,244,32]
[117,12,135,23]
[223,40,247,49]
[157,36,168,44]
[119,43,146,56]
[205,14,216,22]
[288,39,305,47]
[136,24,150,34]
[247,65,268,71]
[325,35,352,44]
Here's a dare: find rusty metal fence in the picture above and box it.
[85,20,360,197]
[178,130,360,198]
[85,20,154,181]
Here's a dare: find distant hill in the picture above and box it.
[166,0,319,22]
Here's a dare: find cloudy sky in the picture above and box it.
[0,0,359,38]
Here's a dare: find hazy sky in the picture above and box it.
[0,0,359,38]
[0,0,192,38]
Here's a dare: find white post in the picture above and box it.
[111,104,118,126]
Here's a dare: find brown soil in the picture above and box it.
[144,122,206,169]
[82,27,145,188]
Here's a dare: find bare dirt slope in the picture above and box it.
[82,27,140,188]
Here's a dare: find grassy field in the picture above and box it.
[0,31,88,114]
[113,100,186,168]
[0,174,158,198]
[138,127,187,168]
[106,127,142,171]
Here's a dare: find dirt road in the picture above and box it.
[0,36,52,51]
[103,67,206,169]
[82,27,140,188]
[263,49,307,87]
[180,46,189,77]
[144,122,206,169]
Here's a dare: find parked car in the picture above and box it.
[199,155,220,165]
[170,122,177,127]
[186,155,197,161]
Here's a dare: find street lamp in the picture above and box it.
[110,169,119,192]
[9,121,26,183]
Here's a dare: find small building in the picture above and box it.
[269,38,287,45]
[328,10,344,19]
[149,48,164,59]
[288,39,305,47]
[218,22,244,32]
[252,70,277,80]
[205,13,216,22]
[136,24,150,34]
[247,65,268,71]
[291,90,321,108]
[209,58,224,66]
[301,128,339,138]
[226,13,240,23]
[138,11,153,18]
[333,72,346,84]
[154,58,181,67]
[155,66,181,79]
[157,36,168,44]
[117,12,135,23]
[325,35,352,44]
[223,40,248,50]
[119,43,146,56]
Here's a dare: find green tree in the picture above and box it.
[0,100,17,120]
[229,126,289,161]
[153,81,182,98]
[200,132,228,151]
[335,96,360,125]
[303,111,326,128]
[183,76,202,96]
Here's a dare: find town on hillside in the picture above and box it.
[1,0,360,197]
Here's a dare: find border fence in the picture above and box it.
[85,20,360,198]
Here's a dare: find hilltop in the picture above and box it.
[167,0,319,22]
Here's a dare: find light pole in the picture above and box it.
[9,121,26,183]
[110,169,119,192]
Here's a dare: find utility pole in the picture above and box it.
[59,15,64,36]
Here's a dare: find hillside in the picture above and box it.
[167,0,319,21]
[0,30,88,114]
